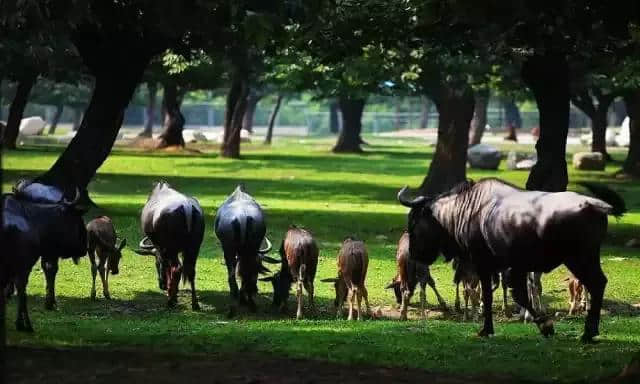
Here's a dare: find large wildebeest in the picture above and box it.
[214,185,277,314]
[260,225,319,319]
[398,178,625,342]
[136,181,204,309]
[2,180,89,331]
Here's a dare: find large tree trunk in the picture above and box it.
[221,74,249,158]
[522,54,570,192]
[264,94,283,145]
[48,104,64,135]
[420,98,432,129]
[572,91,614,161]
[139,82,157,138]
[156,83,185,148]
[3,72,37,149]
[623,90,640,176]
[242,89,260,134]
[329,100,340,133]
[333,97,366,153]
[419,84,475,195]
[469,89,489,146]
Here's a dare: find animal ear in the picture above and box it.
[320,278,339,283]
[385,281,399,290]
[118,238,127,251]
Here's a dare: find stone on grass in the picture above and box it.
[19,116,46,136]
[572,152,605,171]
[468,144,502,170]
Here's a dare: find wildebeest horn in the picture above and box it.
[259,276,275,282]
[139,236,154,249]
[320,278,339,283]
[385,281,399,289]
[62,187,81,206]
[261,254,280,264]
[397,186,427,208]
[259,237,272,254]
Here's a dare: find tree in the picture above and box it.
[264,94,283,144]
[29,79,93,135]
[623,90,640,176]
[469,88,489,145]
[139,82,158,138]
[572,88,616,161]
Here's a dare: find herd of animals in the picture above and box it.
[1,176,627,344]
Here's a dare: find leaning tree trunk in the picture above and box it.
[139,82,157,137]
[156,83,185,148]
[3,72,37,149]
[48,104,64,135]
[333,97,366,153]
[420,98,432,129]
[221,74,249,158]
[572,91,614,161]
[329,100,340,133]
[522,54,570,192]
[242,89,260,134]
[419,84,475,195]
[469,89,489,146]
[264,94,283,145]
[72,108,84,132]
[623,90,640,176]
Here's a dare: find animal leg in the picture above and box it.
[167,260,182,308]
[566,258,607,343]
[511,271,553,337]
[419,281,427,317]
[303,280,315,313]
[478,273,495,337]
[223,249,239,317]
[98,264,109,300]
[90,260,98,301]
[502,276,511,318]
[355,287,363,321]
[400,288,409,321]
[42,258,59,310]
[296,280,304,320]
[362,286,371,316]
[472,286,481,322]
[347,287,355,321]
[15,275,33,332]
[183,249,200,311]
[455,282,461,312]
[463,285,470,322]
[426,275,447,311]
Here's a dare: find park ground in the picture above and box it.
[4,137,640,383]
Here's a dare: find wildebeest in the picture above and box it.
[2,181,88,331]
[260,226,319,319]
[86,216,126,300]
[568,273,590,316]
[135,182,204,309]
[321,237,370,320]
[517,272,544,323]
[214,185,276,314]
[385,231,446,320]
[453,258,481,321]
[398,178,625,342]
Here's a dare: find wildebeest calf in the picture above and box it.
[568,273,590,316]
[261,226,318,319]
[453,258,481,321]
[86,216,126,300]
[322,237,370,320]
[386,231,446,320]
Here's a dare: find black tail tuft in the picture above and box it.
[577,182,627,217]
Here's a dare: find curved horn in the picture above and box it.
[62,187,81,206]
[397,186,427,208]
[139,236,155,250]
[259,237,272,254]
[260,254,281,264]
[320,278,339,283]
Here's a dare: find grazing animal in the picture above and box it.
[136,182,204,309]
[214,185,277,314]
[453,258,482,321]
[321,237,370,320]
[386,231,447,320]
[260,226,319,319]
[568,273,590,316]
[398,178,625,342]
[2,181,88,332]
[517,272,544,322]
[86,216,126,300]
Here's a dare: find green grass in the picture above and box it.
[4,137,640,382]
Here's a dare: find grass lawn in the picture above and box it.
[4,137,640,383]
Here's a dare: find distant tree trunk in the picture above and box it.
[221,73,249,158]
[242,89,260,134]
[264,94,283,145]
[522,53,570,192]
[72,108,84,132]
[156,83,185,148]
[623,90,640,176]
[394,98,403,130]
[419,98,432,129]
[329,101,340,133]
[419,84,475,195]
[612,98,627,126]
[47,104,64,135]
[572,90,614,161]
[3,72,37,149]
[139,82,157,137]
[503,99,521,142]
[333,97,366,153]
[469,89,489,146]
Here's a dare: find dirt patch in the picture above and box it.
[7,346,531,384]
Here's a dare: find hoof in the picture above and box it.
[477,328,494,337]
[538,319,555,337]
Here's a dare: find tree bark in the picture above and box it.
[503,99,521,142]
[333,97,366,153]
[47,104,64,135]
[3,72,37,149]
[156,82,185,148]
[420,98,432,129]
[469,89,489,146]
[72,108,84,132]
[242,89,260,134]
[264,94,283,145]
[522,54,570,192]
[419,84,475,195]
[623,90,640,176]
[139,82,157,137]
[572,90,614,161]
[329,100,340,133]
[221,74,249,158]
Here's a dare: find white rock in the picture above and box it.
[468,144,502,170]
[572,152,605,171]
[193,131,208,142]
[606,129,618,147]
[516,159,536,170]
[616,117,630,147]
[19,116,46,136]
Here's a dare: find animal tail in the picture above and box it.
[578,181,627,217]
